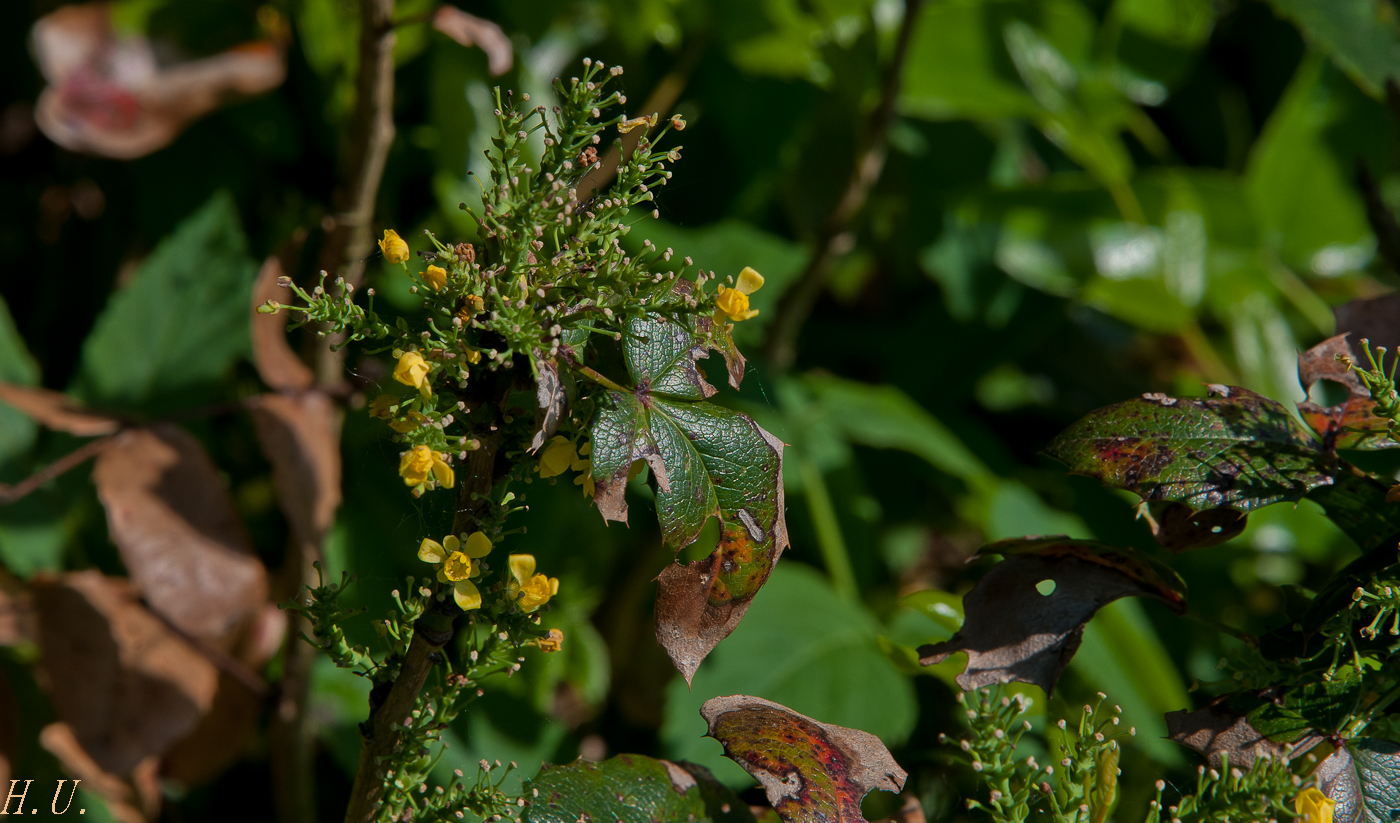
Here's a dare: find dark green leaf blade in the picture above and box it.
[522,755,755,823]
[700,695,907,823]
[1045,385,1339,512]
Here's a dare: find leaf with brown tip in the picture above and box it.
[918,537,1187,695]
[250,255,314,393]
[0,382,121,435]
[1296,334,1397,450]
[33,571,219,775]
[93,424,266,641]
[251,392,342,547]
[701,695,907,823]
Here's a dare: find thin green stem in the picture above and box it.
[569,362,628,393]
[795,450,859,603]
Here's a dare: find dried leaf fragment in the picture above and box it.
[0,381,121,435]
[251,392,342,548]
[250,255,314,392]
[431,7,513,76]
[701,695,907,823]
[918,537,1187,695]
[1164,702,1314,769]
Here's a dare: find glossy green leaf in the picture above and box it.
[1046,385,1339,512]
[589,316,787,683]
[701,695,907,823]
[522,755,754,823]
[661,564,917,788]
[72,190,257,410]
[1265,0,1400,98]
[1318,738,1400,822]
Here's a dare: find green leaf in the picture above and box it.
[589,317,787,683]
[522,755,755,823]
[0,295,40,466]
[1046,384,1339,512]
[1265,0,1400,98]
[1113,0,1214,47]
[1318,738,1400,822]
[701,695,907,823]
[72,190,257,411]
[660,564,917,788]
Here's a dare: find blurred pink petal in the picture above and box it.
[432,6,513,76]
[30,2,286,159]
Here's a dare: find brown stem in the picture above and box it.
[341,435,499,823]
[762,0,923,373]
[0,435,115,506]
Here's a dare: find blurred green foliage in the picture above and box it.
[4,0,1400,820]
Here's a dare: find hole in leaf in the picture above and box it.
[1309,378,1351,408]
[1035,579,1056,596]
[1210,525,1223,534]
[678,516,721,563]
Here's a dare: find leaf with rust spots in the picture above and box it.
[1046,385,1339,511]
[93,424,267,641]
[33,572,219,776]
[1165,701,1318,769]
[673,278,746,390]
[0,382,122,436]
[251,392,342,548]
[918,537,1187,695]
[1315,739,1400,823]
[250,255,314,393]
[521,754,754,823]
[588,317,786,683]
[1296,334,1397,450]
[528,355,570,452]
[1142,502,1246,552]
[701,695,907,823]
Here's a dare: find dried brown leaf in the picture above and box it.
[0,381,120,435]
[0,570,33,646]
[93,424,266,640]
[1164,702,1314,769]
[32,3,286,159]
[40,722,160,823]
[1335,293,1400,354]
[701,695,907,823]
[1298,334,1367,398]
[528,356,567,453]
[160,672,262,787]
[1296,334,1398,450]
[34,572,219,776]
[918,538,1187,695]
[251,256,314,392]
[431,7,513,76]
[251,393,342,548]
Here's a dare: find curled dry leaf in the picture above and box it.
[1296,334,1397,450]
[918,537,1187,695]
[93,424,266,641]
[1141,501,1246,553]
[250,255,314,393]
[528,355,567,453]
[33,571,219,776]
[31,3,286,159]
[431,6,514,76]
[589,317,787,683]
[522,754,755,823]
[0,381,121,435]
[700,695,907,823]
[40,722,161,823]
[1164,701,1316,769]
[251,393,342,548]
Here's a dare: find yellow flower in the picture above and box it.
[369,394,398,419]
[394,351,432,398]
[507,554,559,613]
[1295,788,1334,823]
[441,551,473,581]
[538,436,576,478]
[379,229,410,264]
[537,628,564,653]
[618,113,659,134]
[417,537,447,563]
[714,267,764,323]
[424,265,448,291]
[399,445,454,488]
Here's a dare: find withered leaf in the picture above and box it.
[0,381,121,436]
[93,424,266,641]
[918,537,1187,695]
[160,671,262,788]
[33,571,219,776]
[40,722,161,823]
[251,393,342,548]
[1164,701,1316,769]
[701,695,907,823]
[1296,334,1397,450]
[1298,334,1368,398]
[589,317,785,683]
[673,279,745,390]
[528,355,568,453]
[250,255,314,393]
[1142,502,1246,553]
[431,6,513,76]
[1046,385,1338,511]
[0,570,33,646]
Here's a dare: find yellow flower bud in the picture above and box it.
[1295,788,1334,823]
[394,351,432,398]
[442,551,473,581]
[424,265,448,291]
[507,554,559,613]
[538,435,576,478]
[379,229,410,264]
[714,284,759,322]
